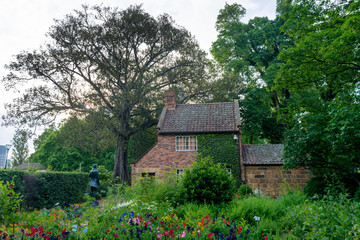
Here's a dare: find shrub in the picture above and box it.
[303,176,326,198]
[354,187,360,202]
[227,196,284,224]
[283,194,360,239]
[122,170,181,205]
[238,184,253,197]
[180,156,236,204]
[97,165,115,198]
[0,180,22,225]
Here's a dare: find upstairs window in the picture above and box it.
[176,136,197,151]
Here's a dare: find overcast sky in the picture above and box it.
[0,0,276,157]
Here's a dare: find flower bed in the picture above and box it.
[0,199,266,240]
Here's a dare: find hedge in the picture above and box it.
[0,170,88,210]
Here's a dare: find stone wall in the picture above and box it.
[244,165,311,197]
[131,135,196,182]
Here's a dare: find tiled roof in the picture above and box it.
[242,144,284,165]
[158,102,240,134]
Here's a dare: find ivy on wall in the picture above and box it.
[196,134,240,182]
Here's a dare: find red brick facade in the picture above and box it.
[130,135,196,181]
[131,90,311,195]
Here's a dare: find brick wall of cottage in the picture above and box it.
[131,135,196,182]
[244,165,311,197]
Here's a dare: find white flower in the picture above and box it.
[254,216,260,221]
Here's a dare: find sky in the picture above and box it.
[0,0,276,158]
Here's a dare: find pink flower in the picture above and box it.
[180,231,186,238]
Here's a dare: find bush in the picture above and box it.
[283,194,360,239]
[120,170,181,205]
[303,176,326,198]
[180,156,236,204]
[238,184,253,197]
[354,187,360,202]
[0,180,22,225]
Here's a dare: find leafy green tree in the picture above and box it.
[277,0,360,100]
[2,5,210,183]
[29,116,157,172]
[29,117,116,172]
[10,129,29,167]
[276,0,360,189]
[277,0,360,185]
[284,95,360,185]
[211,3,290,143]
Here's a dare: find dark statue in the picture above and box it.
[89,164,100,206]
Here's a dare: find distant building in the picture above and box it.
[0,145,9,168]
[14,162,46,171]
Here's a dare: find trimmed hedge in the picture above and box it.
[0,170,88,209]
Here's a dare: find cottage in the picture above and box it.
[131,90,311,196]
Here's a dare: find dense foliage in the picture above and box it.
[211,3,290,144]
[180,156,236,204]
[0,180,22,225]
[277,0,360,185]
[197,134,239,182]
[29,117,157,173]
[2,174,360,239]
[0,170,88,210]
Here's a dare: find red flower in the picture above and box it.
[9,184,13,188]
[265,237,268,240]
[105,229,110,233]
[238,226,242,233]
[39,227,44,234]
[31,227,38,236]
[114,233,119,238]
[183,221,187,228]
[169,229,174,239]
[207,232,214,239]
[171,212,175,218]
[150,218,154,222]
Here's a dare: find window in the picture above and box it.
[142,172,155,180]
[176,136,197,151]
[176,169,184,176]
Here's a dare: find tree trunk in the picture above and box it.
[113,137,131,185]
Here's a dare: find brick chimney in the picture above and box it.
[165,90,177,110]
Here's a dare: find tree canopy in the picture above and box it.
[2,5,210,183]
[211,3,290,143]
[276,0,360,182]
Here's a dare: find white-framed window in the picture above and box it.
[175,136,197,151]
[176,168,185,176]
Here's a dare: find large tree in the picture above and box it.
[2,5,210,183]
[277,0,360,182]
[211,3,290,143]
[10,129,29,167]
